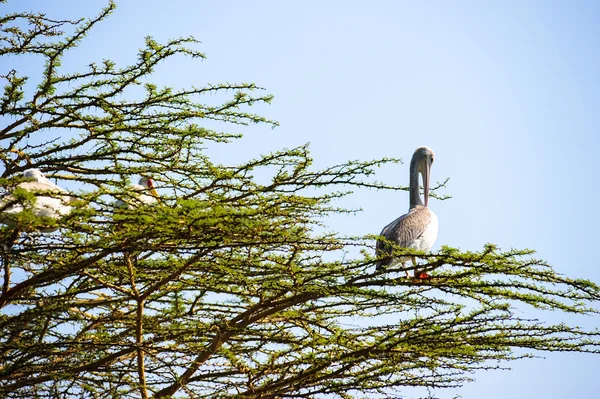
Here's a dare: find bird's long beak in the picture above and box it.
[423,163,431,207]
[147,179,160,201]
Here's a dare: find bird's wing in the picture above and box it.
[19,180,67,193]
[387,207,432,248]
[18,181,74,205]
[375,214,409,268]
[375,207,432,269]
[115,184,159,208]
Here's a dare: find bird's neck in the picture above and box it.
[409,161,423,209]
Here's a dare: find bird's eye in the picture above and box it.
[431,157,434,164]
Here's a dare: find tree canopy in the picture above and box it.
[1,2,599,398]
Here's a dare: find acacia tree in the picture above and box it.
[1,2,599,399]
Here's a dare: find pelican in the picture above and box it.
[0,169,75,233]
[115,177,160,209]
[376,146,438,279]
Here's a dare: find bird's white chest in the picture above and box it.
[411,211,438,252]
[115,184,159,209]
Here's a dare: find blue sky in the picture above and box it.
[4,1,600,398]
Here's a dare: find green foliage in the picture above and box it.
[1,2,599,399]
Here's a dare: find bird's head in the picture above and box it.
[22,169,45,181]
[139,176,155,189]
[139,176,160,201]
[413,146,435,207]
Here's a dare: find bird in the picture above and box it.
[0,169,76,233]
[115,177,160,209]
[375,146,438,279]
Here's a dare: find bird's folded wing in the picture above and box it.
[376,207,431,255]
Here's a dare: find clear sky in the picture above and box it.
[4,1,600,398]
